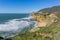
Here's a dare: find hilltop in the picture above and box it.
[38,6,60,13]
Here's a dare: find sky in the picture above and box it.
[0,0,60,13]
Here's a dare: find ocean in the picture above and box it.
[0,13,36,38]
[0,14,28,24]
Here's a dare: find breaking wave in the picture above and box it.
[0,16,37,38]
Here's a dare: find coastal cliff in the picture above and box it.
[11,6,60,40]
[29,6,60,33]
[30,12,58,27]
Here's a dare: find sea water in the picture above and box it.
[0,13,37,38]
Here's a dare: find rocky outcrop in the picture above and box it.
[29,6,60,33]
[30,12,58,27]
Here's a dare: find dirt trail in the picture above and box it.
[54,32,60,40]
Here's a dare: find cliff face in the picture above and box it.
[30,6,60,28]
[30,12,58,27]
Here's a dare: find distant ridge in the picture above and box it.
[38,6,60,13]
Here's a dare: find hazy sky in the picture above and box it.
[0,0,60,13]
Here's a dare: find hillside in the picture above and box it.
[12,6,60,40]
[39,6,60,18]
[38,6,60,14]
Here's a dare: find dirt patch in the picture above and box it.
[54,32,60,40]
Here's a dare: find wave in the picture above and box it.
[0,16,37,38]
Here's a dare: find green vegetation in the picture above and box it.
[12,26,60,40]
[38,6,60,14]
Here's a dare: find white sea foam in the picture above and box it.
[0,16,37,38]
[21,16,33,19]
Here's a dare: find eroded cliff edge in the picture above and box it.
[30,6,60,32]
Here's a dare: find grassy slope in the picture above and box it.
[12,25,60,40]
